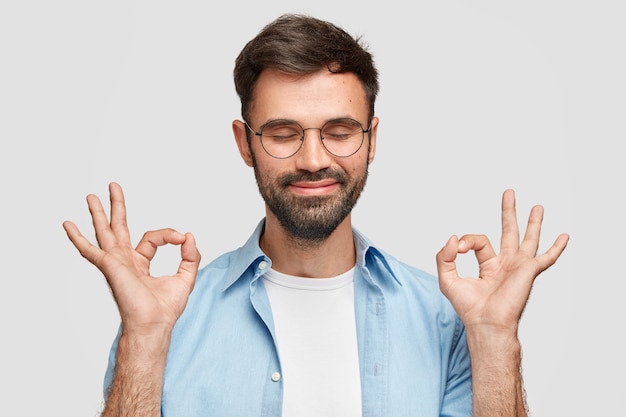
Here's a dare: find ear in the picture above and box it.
[367,116,379,164]
[232,120,254,167]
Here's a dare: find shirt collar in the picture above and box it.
[220,219,267,291]
[352,226,402,286]
[221,219,401,291]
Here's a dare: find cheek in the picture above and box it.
[252,157,288,182]
[250,145,275,173]
[343,155,369,174]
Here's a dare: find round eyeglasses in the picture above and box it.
[245,118,371,159]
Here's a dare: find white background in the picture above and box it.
[1,1,623,415]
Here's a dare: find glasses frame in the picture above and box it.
[244,118,372,159]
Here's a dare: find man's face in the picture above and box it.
[236,68,378,243]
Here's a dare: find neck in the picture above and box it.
[260,213,356,278]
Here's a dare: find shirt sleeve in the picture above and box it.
[441,320,473,417]
[102,324,122,401]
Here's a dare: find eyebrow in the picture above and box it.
[259,117,366,130]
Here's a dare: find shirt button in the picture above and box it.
[259,260,268,270]
[271,372,281,382]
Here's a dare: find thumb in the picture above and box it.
[436,235,460,293]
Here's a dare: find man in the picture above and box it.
[63,14,569,417]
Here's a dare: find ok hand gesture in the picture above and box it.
[436,189,569,335]
[63,182,201,333]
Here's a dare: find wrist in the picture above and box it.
[118,324,173,366]
[465,325,522,364]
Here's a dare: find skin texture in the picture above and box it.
[63,68,569,416]
[63,183,201,416]
[436,189,569,415]
[231,69,377,277]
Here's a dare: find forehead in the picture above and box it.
[249,68,369,124]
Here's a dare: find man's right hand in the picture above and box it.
[62,182,201,333]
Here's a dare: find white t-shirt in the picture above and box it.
[263,267,362,417]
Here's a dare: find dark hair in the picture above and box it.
[234,14,379,122]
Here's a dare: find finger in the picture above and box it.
[500,189,521,254]
[87,193,116,250]
[63,220,85,250]
[177,232,201,287]
[534,233,570,273]
[62,220,106,266]
[135,228,187,262]
[109,182,132,245]
[519,204,544,256]
[436,235,461,292]
[457,234,496,265]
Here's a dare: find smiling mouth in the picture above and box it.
[289,180,339,196]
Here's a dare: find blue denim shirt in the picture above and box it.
[104,220,472,416]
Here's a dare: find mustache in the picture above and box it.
[279,168,347,186]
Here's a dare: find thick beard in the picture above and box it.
[251,151,369,244]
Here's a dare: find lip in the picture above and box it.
[288,179,340,196]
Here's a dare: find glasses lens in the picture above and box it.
[260,121,304,158]
[321,119,365,157]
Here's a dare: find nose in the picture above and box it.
[294,128,333,172]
